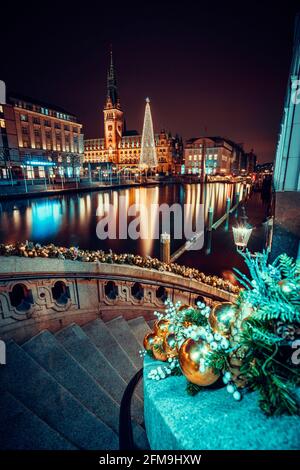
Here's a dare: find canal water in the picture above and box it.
[0,183,267,278]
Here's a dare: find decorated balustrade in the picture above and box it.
[0,256,237,343]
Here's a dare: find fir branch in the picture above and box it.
[171,365,182,376]
[206,349,229,374]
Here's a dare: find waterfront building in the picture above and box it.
[84,51,183,174]
[0,87,84,182]
[183,136,246,176]
[272,13,300,258]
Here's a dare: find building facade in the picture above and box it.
[184,137,239,176]
[272,13,300,260]
[0,88,84,181]
[84,52,182,174]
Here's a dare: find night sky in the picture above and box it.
[2,1,299,163]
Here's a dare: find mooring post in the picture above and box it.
[225,197,231,231]
[160,232,171,264]
[235,192,240,218]
[208,207,214,231]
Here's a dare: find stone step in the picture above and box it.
[55,324,144,426]
[106,316,143,370]
[0,340,118,450]
[128,316,152,347]
[132,422,150,450]
[23,330,120,435]
[0,391,76,450]
[82,318,137,383]
[147,319,155,330]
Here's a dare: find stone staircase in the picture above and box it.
[0,315,152,450]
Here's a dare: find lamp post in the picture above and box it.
[232,205,253,251]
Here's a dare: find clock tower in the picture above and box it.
[103,49,123,163]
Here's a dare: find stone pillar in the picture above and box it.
[160,232,170,264]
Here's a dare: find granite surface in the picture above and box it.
[144,355,300,450]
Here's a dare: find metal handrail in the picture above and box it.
[119,368,144,450]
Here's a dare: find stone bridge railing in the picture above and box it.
[0,257,237,343]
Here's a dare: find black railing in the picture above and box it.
[119,368,144,450]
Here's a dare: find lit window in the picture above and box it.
[189,155,192,160]
[26,166,35,178]
[0,105,3,113]
[0,119,5,128]
[38,166,45,178]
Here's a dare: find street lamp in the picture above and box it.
[232,205,253,251]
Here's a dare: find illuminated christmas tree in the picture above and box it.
[140,98,157,169]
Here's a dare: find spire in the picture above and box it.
[106,46,120,108]
[140,98,157,169]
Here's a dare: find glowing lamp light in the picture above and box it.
[233,225,253,250]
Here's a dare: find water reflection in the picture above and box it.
[0,183,253,275]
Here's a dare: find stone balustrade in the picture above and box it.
[0,256,237,343]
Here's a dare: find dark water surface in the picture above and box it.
[0,183,265,277]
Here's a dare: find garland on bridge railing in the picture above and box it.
[142,250,300,416]
[0,241,240,294]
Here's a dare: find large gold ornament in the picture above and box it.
[143,332,156,352]
[153,319,170,338]
[152,336,168,362]
[178,338,219,386]
[163,332,178,358]
[209,302,238,337]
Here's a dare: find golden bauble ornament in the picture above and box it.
[153,319,170,338]
[209,302,238,337]
[178,338,219,386]
[152,336,168,362]
[143,332,156,352]
[163,332,177,358]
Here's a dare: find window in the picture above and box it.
[38,166,45,178]
[20,114,28,121]
[44,120,51,127]
[0,105,3,113]
[33,117,40,125]
[189,155,192,160]
[0,119,5,128]
[45,130,51,139]
[34,129,40,136]
[26,166,35,178]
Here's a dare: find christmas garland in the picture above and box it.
[143,250,300,416]
[0,241,239,294]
